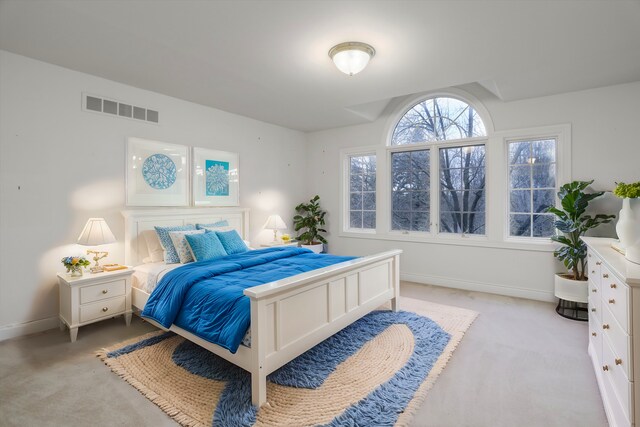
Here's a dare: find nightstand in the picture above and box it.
[260,240,299,248]
[57,268,133,342]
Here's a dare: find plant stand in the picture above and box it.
[555,298,588,321]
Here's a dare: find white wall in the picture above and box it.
[306,82,640,301]
[0,50,308,339]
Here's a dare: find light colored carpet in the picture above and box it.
[98,298,477,426]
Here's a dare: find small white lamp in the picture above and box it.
[77,218,116,273]
[263,214,287,242]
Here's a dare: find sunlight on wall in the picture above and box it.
[70,179,123,210]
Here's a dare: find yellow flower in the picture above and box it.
[71,257,79,265]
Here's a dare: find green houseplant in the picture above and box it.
[546,181,614,317]
[293,195,327,254]
[547,180,615,280]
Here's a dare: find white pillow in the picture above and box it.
[200,225,233,232]
[169,230,206,264]
[142,230,164,263]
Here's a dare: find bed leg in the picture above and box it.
[391,296,400,312]
[251,371,267,407]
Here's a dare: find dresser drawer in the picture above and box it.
[80,296,126,323]
[589,312,603,362]
[603,368,632,427]
[601,266,630,333]
[588,250,602,289]
[589,287,601,318]
[602,307,632,379]
[603,336,633,425]
[80,280,126,304]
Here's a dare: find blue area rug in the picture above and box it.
[99,301,476,427]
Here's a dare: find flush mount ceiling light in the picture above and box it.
[328,41,376,76]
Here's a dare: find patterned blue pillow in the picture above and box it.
[154,225,195,264]
[196,220,229,230]
[216,230,249,255]
[185,232,228,262]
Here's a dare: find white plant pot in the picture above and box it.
[554,274,588,303]
[616,198,640,264]
[301,243,323,254]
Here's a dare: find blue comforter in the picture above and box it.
[142,247,355,353]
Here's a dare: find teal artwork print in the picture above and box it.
[142,154,177,190]
[206,160,229,196]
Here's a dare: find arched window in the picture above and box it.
[391,97,486,145]
[389,96,487,235]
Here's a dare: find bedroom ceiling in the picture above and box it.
[1,0,639,132]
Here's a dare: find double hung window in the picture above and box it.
[348,154,376,230]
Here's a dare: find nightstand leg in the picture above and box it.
[124,313,132,327]
[59,319,65,331]
[69,327,78,343]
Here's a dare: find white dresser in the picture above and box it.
[584,237,640,427]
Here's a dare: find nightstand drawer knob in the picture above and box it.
[591,289,597,293]
[596,261,602,266]
[603,365,609,371]
[615,358,623,366]
[592,332,597,337]
[102,307,109,312]
[591,308,596,312]
[603,274,609,278]
[102,289,109,294]
[603,324,610,329]
[610,284,616,289]
[608,299,615,304]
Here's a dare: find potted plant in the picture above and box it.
[613,181,640,264]
[293,195,327,254]
[546,180,615,317]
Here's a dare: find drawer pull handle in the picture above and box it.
[603,274,609,278]
[596,261,602,266]
[592,270,595,274]
[603,324,610,329]
[102,289,108,294]
[591,289,597,293]
[608,299,615,304]
[610,284,617,289]
[102,307,109,312]
[591,308,596,312]
[603,365,609,371]
[592,332,597,337]
[615,358,623,366]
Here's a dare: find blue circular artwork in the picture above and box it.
[142,154,177,189]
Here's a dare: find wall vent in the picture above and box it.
[82,93,159,124]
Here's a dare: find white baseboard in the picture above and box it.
[400,272,556,303]
[0,316,59,342]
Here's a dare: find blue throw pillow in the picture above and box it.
[196,220,229,230]
[154,225,196,264]
[216,230,249,255]
[185,232,228,262]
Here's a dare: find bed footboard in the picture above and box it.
[243,249,401,406]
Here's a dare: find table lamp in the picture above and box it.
[263,214,287,242]
[77,218,116,273]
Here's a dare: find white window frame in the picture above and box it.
[341,147,379,234]
[499,124,572,243]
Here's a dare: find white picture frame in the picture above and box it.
[192,147,239,206]
[126,137,189,206]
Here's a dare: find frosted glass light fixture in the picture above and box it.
[263,214,287,242]
[77,218,116,273]
[328,42,376,76]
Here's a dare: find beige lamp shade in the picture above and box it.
[77,218,116,246]
[263,214,287,231]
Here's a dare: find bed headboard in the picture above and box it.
[121,208,250,266]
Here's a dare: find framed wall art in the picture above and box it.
[192,147,239,206]
[126,137,189,206]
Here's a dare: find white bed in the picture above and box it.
[122,207,401,407]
